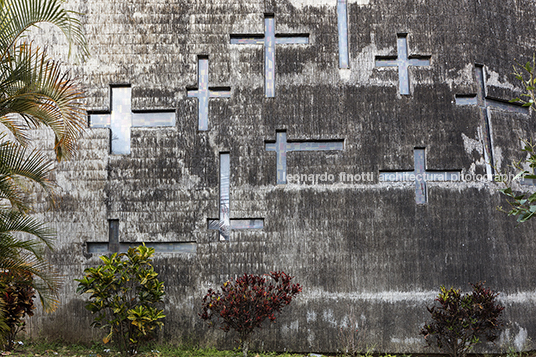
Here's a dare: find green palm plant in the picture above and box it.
[0,134,60,347]
[0,0,88,343]
[0,135,60,308]
[0,0,88,160]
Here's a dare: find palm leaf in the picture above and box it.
[0,209,54,247]
[0,211,59,312]
[0,43,85,160]
[0,0,88,60]
[0,134,54,211]
[0,249,60,312]
[0,0,87,321]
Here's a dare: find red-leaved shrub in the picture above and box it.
[200,271,301,357]
[421,282,504,357]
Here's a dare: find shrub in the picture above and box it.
[421,282,505,357]
[500,56,536,221]
[76,244,165,356]
[337,304,362,357]
[0,272,35,350]
[199,271,302,357]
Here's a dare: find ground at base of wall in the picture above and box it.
[0,341,316,357]
[4,343,536,357]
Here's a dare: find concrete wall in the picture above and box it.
[24,0,536,354]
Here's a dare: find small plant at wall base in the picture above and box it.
[76,244,165,356]
[0,271,36,350]
[199,271,302,357]
[421,282,505,357]
[337,304,364,357]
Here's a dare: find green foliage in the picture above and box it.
[0,0,88,160]
[499,140,536,222]
[0,0,88,342]
[200,271,302,357]
[0,339,318,356]
[421,282,505,357]
[500,56,536,221]
[509,56,536,109]
[0,271,36,350]
[76,245,166,356]
[337,342,375,357]
[0,135,61,313]
[0,123,61,346]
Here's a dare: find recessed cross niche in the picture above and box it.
[337,0,349,69]
[455,65,529,179]
[521,174,536,186]
[375,34,431,95]
[519,165,536,186]
[230,14,309,97]
[89,86,176,155]
[187,57,231,131]
[208,153,264,241]
[379,148,461,204]
[87,219,197,254]
[265,131,345,185]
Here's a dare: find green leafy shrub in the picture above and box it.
[76,245,165,356]
[500,56,536,221]
[421,282,504,357]
[509,56,536,109]
[0,271,35,350]
[500,140,536,222]
[200,271,301,357]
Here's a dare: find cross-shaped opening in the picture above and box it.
[337,0,349,69]
[379,147,461,204]
[88,86,176,155]
[265,131,345,184]
[87,219,197,254]
[230,14,309,97]
[207,153,264,241]
[375,34,431,95]
[187,56,231,131]
[455,64,529,179]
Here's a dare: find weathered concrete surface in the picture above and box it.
[23,0,536,354]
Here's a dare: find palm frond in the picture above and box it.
[0,115,28,145]
[0,249,60,312]
[0,0,82,318]
[0,43,85,160]
[0,211,59,311]
[0,209,54,248]
[0,0,88,60]
[0,135,54,211]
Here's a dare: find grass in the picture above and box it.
[0,340,316,357]
[5,342,536,357]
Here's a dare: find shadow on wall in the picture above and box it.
[26,298,100,343]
